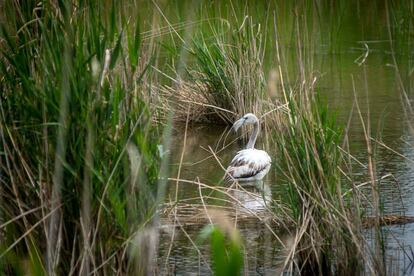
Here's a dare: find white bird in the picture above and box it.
[225,113,271,182]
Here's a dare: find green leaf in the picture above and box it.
[198,225,244,276]
[110,29,123,69]
[210,228,227,276]
[128,21,141,72]
[136,56,154,84]
[109,2,116,42]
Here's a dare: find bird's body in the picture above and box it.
[225,148,271,182]
[225,113,271,182]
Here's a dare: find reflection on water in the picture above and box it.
[231,182,272,211]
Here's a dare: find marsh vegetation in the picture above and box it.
[1,1,414,275]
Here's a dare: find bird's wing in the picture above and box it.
[224,149,271,181]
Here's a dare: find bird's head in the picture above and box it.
[232,113,258,132]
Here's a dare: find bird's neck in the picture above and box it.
[246,121,259,149]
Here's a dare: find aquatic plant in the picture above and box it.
[199,214,244,276]
[158,16,276,124]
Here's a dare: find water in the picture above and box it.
[147,1,414,274]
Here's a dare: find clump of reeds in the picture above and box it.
[158,16,276,125]
[272,87,363,275]
[267,17,373,276]
[0,1,164,274]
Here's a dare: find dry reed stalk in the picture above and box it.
[352,73,386,275]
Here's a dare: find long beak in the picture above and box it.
[232,118,245,132]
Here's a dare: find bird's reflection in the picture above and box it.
[230,181,272,212]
